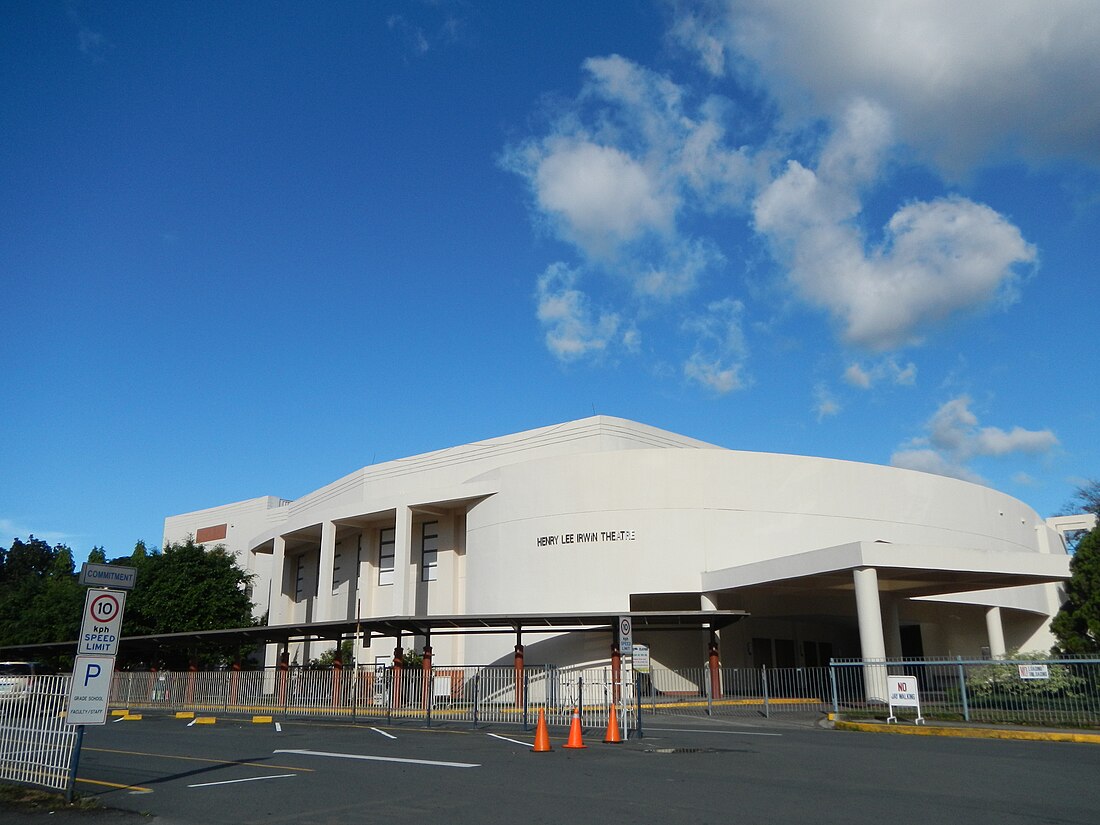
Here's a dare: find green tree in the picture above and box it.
[117,538,256,668]
[0,536,84,668]
[1052,527,1100,654]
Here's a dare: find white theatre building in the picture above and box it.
[162,417,1072,672]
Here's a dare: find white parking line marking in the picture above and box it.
[274,748,479,769]
[275,722,282,732]
[370,727,396,740]
[188,774,296,788]
[187,719,197,727]
[487,733,530,747]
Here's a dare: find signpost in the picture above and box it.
[65,563,135,800]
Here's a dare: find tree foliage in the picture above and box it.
[1060,479,1100,518]
[114,538,256,668]
[0,535,257,670]
[0,536,84,667]
[1052,526,1100,654]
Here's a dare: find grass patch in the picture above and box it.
[0,782,100,811]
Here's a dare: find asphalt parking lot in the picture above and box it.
[48,713,1100,825]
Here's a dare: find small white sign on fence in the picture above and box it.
[1018,664,1050,680]
[886,675,924,725]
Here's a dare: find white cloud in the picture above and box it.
[503,54,758,299]
[676,0,1100,173]
[535,263,623,361]
[891,395,1058,483]
[754,100,1036,350]
[0,518,74,547]
[533,139,673,259]
[682,298,749,393]
[813,384,840,420]
[845,358,917,389]
[844,363,871,389]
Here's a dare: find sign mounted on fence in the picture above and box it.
[77,588,126,656]
[1018,664,1050,680]
[632,643,650,672]
[886,674,925,725]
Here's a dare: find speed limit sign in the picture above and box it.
[618,616,633,653]
[77,588,127,656]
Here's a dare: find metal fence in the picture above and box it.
[103,657,1100,730]
[829,657,1100,727]
[108,664,637,732]
[640,665,832,719]
[0,674,78,793]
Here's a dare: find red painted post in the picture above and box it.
[421,646,432,710]
[186,658,198,705]
[392,646,403,709]
[332,652,343,709]
[514,644,525,708]
[229,659,241,706]
[611,643,622,705]
[277,650,289,707]
[708,635,721,703]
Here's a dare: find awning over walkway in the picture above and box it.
[0,610,746,659]
[702,541,1070,599]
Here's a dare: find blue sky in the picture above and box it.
[3,1,1098,562]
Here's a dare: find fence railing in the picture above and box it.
[108,664,638,731]
[0,674,78,794]
[829,657,1100,727]
[6,657,1098,800]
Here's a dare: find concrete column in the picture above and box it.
[271,536,288,625]
[393,506,413,615]
[884,598,904,660]
[853,567,889,702]
[985,606,1007,658]
[317,521,337,621]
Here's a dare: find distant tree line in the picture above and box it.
[0,536,257,670]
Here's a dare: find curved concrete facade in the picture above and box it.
[163,417,1070,671]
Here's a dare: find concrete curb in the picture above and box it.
[834,720,1100,744]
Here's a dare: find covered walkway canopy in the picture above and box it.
[0,610,747,661]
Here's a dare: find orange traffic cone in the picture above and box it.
[603,703,622,744]
[563,707,586,749]
[532,709,552,752]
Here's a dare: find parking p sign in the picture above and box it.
[66,655,117,726]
